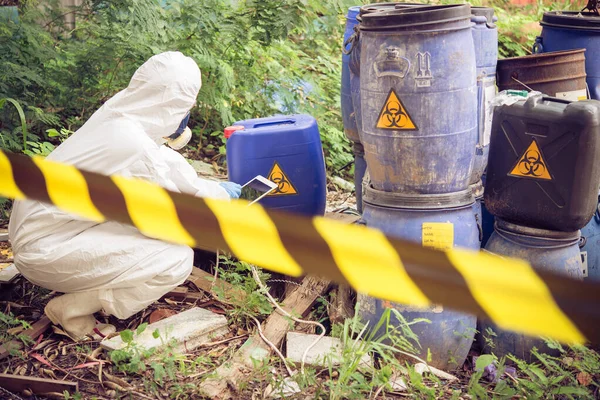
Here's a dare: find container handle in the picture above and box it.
[532,37,543,54]
[252,119,296,129]
[343,25,360,56]
[541,96,571,105]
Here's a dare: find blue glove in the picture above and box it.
[220,182,242,199]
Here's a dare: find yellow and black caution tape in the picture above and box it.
[0,150,599,345]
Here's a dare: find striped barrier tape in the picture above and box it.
[0,150,598,345]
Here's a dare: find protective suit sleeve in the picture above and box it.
[153,145,230,200]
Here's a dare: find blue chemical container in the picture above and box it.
[342,6,361,146]
[358,4,477,194]
[359,186,478,369]
[579,193,600,281]
[479,220,583,360]
[470,7,498,189]
[536,12,600,99]
[226,114,326,216]
[343,6,365,212]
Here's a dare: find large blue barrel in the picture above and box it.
[226,114,326,216]
[359,187,478,370]
[342,6,361,146]
[358,5,477,194]
[347,4,426,211]
[470,7,498,190]
[342,6,365,212]
[536,12,600,99]
[579,193,600,281]
[479,220,583,360]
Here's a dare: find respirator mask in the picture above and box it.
[165,112,192,150]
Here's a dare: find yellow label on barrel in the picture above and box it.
[422,223,454,251]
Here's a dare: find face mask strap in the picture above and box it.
[167,112,191,140]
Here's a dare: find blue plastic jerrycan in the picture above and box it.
[225,114,327,217]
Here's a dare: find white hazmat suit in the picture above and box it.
[9,52,230,339]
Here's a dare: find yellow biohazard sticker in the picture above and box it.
[509,139,552,181]
[267,162,298,196]
[376,89,418,131]
[422,223,454,251]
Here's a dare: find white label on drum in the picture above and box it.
[483,80,497,147]
[555,89,588,102]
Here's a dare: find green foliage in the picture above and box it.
[467,335,600,399]
[109,322,191,391]
[215,254,273,325]
[0,0,357,178]
[0,311,34,355]
[0,97,27,152]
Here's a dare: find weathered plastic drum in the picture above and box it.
[479,220,583,361]
[358,4,477,194]
[359,186,478,369]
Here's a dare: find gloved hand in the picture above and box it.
[219,182,242,199]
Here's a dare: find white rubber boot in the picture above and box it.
[44,291,114,341]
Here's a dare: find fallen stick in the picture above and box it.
[0,317,51,360]
[0,373,78,396]
[188,267,247,303]
[414,362,458,381]
[162,287,205,302]
[199,275,331,399]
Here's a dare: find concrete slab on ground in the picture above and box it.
[286,331,372,368]
[101,307,229,353]
[0,264,19,283]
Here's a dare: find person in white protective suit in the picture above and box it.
[8,51,241,340]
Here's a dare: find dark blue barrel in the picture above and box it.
[342,6,365,212]
[359,187,478,370]
[358,5,477,194]
[342,6,361,146]
[579,193,600,281]
[479,220,583,360]
[347,4,426,211]
[536,12,600,99]
[226,114,326,216]
[471,180,483,245]
[480,171,495,247]
[470,7,498,191]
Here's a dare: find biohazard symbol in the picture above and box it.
[376,89,417,130]
[508,140,552,181]
[266,162,298,196]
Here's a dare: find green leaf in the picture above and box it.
[152,362,167,383]
[136,323,148,335]
[527,365,548,384]
[1,98,28,151]
[550,386,591,396]
[120,329,134,344]
[152,329,160,339]
[47,129,60,137]
[475,354,495,371]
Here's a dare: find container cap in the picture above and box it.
[359,2,424,17]
[359,4,471,31]
[224,125,244,139]
[541,11,600,31]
